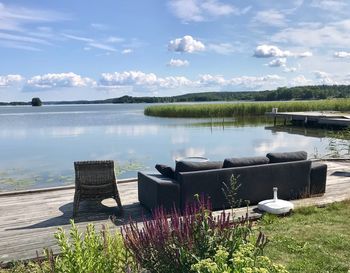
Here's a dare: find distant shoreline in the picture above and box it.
[1,85,350,106]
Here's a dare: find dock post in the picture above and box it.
[274,115,276,126]
[284,118,286,126]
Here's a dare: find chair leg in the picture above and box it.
[114,189,123,213]
[73,191,80,218]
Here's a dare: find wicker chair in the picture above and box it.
[73,160,123,217]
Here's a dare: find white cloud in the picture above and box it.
[168,35,205,53]
[0,2,69,32]
[252,9,286,27]
[168,0,244,23]
[0,74,23,87]
[198,74,226,85]
[314,71,337,84]
[98,71,287,92]
[334,51,350,58]
[62,33,93,42]
[267,58,287,67]
[207,43,235,55]
[158,76,193,88]
[198,74,284,89]
[283,67,297,73]
[254,45,313,60]
[227,75,284,89]
[88,42,116,52]
[253,45,291,58]
[99,71,193,90]
[290,75,313,86]
[310,0,348,12]
[0,31,51,44]
[272,20,350,48]
[24,72,96,91]
[0,3,68,50]
[201,0,236,16]
[63,33,117,52]
[167,58,189,67]
[106,36,124,43]
[122,48,133,54]
[297,51,313,58]
[100,71,158,87]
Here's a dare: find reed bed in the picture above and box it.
[144,99,350,117]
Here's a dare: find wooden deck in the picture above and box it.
[1,160,350,264]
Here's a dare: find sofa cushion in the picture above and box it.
[155,164,175,179]
[223,156,269,168]
[175,160,222,173]
[266,151,307,163]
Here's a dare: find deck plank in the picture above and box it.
[0,160,350,263]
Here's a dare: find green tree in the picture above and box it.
[31,97,42,106]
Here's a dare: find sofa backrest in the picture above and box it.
[176,160,311,210]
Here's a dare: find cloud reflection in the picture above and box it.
[48,127,86,137]
[104,125,159,136]
[172,147,206,161]
[253,133,313,154]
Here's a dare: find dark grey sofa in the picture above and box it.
[138,152,327,212]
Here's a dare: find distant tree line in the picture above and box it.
[112,85,350,103]
[1,85,350,106]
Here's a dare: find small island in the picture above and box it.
[31,97,42,107]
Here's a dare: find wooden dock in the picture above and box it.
[266,111,350,127]
[1,160,350,264]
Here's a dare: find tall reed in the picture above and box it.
[144,99,350,118]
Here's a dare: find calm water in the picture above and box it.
[0,104,331,192]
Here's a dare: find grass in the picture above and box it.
[144,99,350,117]
[258,200,350,273]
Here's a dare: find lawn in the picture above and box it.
[259,200,350,273]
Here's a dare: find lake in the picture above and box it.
[0,103,333,192]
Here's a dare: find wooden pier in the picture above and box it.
[266,111,350,127]
[1,160,350,264]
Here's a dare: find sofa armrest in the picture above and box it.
[138,172,180,212]
[310,162,327,196]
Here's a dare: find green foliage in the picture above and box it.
[31,98,42,107]
[144,99,350,118]
[191,244,289,273]
[222,174,242,209]
[52,220,136,273]
[0,261,51,273]
[123,194,286,273]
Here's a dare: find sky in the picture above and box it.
[0,0,350,102]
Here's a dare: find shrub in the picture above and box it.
[191,244,289,273]
[51,220,136,273]
[122,196,287,273]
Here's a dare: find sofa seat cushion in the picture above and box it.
[223,156,269,168]
[267,151,307,163]
[175,160,222,173]
[155,164,175,179]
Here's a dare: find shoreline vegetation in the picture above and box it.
[1,85,350,106]
[144,99,350,118]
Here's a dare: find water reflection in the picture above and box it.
[0,104,335,192]
[171,147,206,161]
